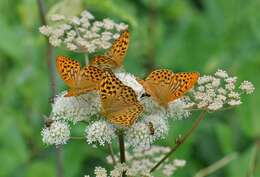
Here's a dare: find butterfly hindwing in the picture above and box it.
[100,70,143,126]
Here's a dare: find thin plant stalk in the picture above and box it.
[194,153,237,177]
[150,111,207,173]
[37,0,63,177]
[107,143,116,165]
[118,132,126,177]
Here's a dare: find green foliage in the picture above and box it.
[0,0,259,176]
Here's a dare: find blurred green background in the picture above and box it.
[0,0,259,176]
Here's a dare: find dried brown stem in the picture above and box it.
[150,111,207,173]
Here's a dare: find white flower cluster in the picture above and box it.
[85,120,116,146]
[190,69,255,111]
[39,10,128,53]
[51,91,101,123]
[41,120,70,145]
[41,68,255,149]
[85,145,186,177]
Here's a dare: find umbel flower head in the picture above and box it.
[41,120,70,145]
[39,10,128,53]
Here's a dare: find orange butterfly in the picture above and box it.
[99,70,144,126]
[90,30,129,70]
[56,56,103,97]
[139,69,199,107]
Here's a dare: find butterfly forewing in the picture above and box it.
[56,56,103,97]
[105,30,129,66]
[140,69,199,107]
[56,56,81,87]
[100,70,143,126]
[90,30,129,70]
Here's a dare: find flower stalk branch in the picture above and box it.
[150,111,207,173]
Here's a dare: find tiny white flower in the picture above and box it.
[69,16,81,25]
[174,159,186,166]
[101,31,113,41]
[93,21,104,27]
[228,91,240,99]
[81,10,95,20]
[39,25,52,36]
[94,167,107,177]
[167,99,190,120]
[225,76,237,83]
[85,120,116,146]
[50,14,65,21]
[239,81,255,94]
[66,43,78,51]
[217,88,227,95]
[103,18,115,30]
[49,36,62,47]
[208,100,223,111]
[126,121,151,149]
[197,76,213,85]
[212,78,221,87]
[60,24,71,31]
[115,23,128,31]
[225,82,235,91]
[67,30,77,38]
[228,99,242,106]
[101,41,112,49]
[110,163,128,177]
[113,33,120,39]
[41,120,70,145]
[215,69,228,78]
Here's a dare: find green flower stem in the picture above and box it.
[150,111,207,173]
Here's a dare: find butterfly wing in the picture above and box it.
[100,70,143,126]
[90,55,118,70]
[56,56,80,88]
[56,56,103,96]
[89,30,129,69]
[140,69,199,107]
[73,65,104,93]
[105,30,129,67]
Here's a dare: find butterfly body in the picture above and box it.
[90,30,129,70]
[56,56,103,97]
[139,69,199,107]
[100,70,143,127]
